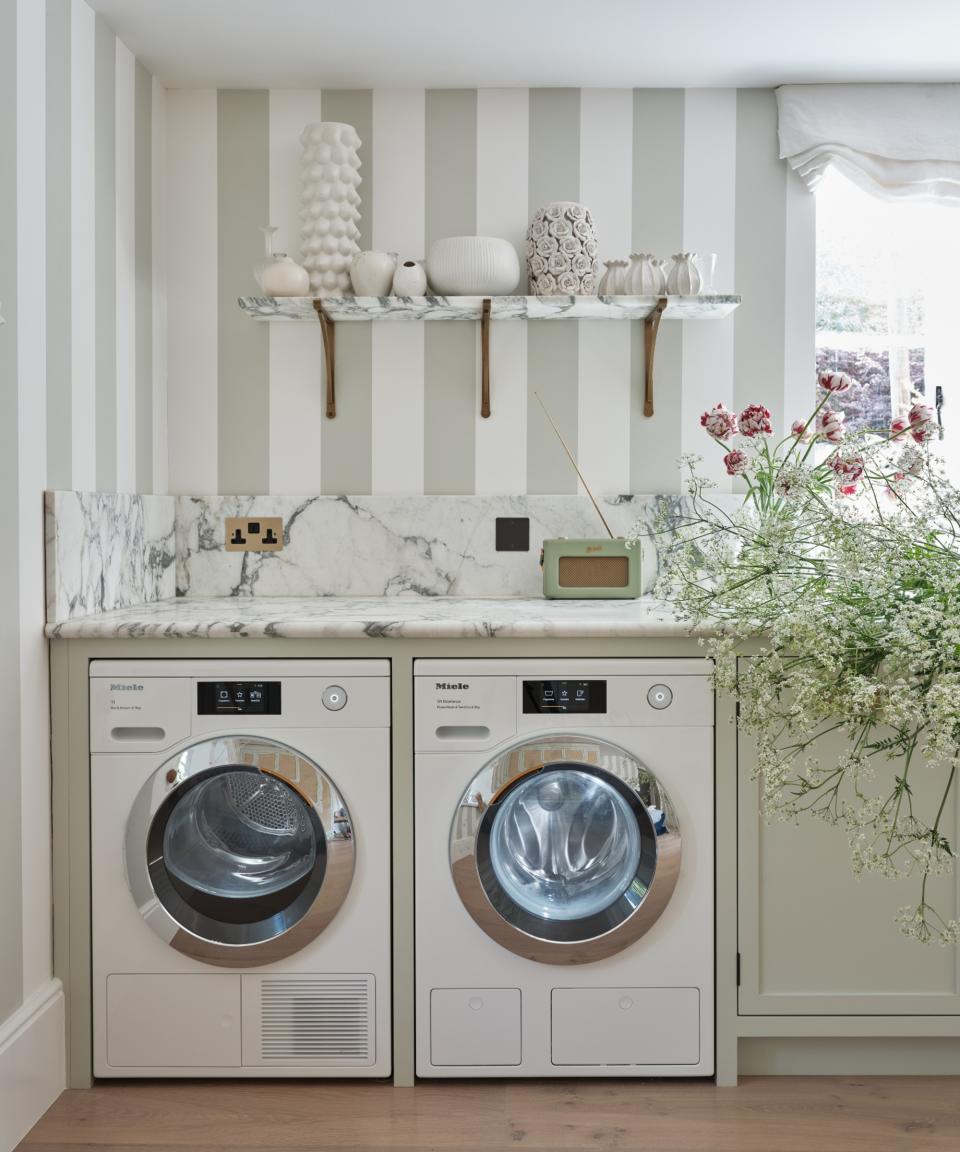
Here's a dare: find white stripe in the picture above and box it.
[151,76,167,494]
[578,89,632,496]
[475,88,528,493]
[114,37,136,491]
[69,0,96,490]
[681,88,737,490]
[783,166,815,428]
[16,0,51,1002]
[165,89,218,493]
[267,89,325,494]
[371,89,425,493]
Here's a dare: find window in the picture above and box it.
[815,169,958,465]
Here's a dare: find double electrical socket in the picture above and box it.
[225,516,284,552]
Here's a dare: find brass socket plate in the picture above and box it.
[224,516,284,552]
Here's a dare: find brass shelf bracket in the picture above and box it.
[313,300,336,418]
[643,296,668,417]
[480,298,492,418]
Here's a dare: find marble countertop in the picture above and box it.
[44,595,703,640]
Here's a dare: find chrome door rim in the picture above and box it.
[449,736,681,965]
[126,736,355,967]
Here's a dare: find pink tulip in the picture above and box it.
[723,449,749,476]
[700,403,738,441]
[818,369,858,393]
[737,404,773,438]
[908,401,936,443]
[890,416,910,440]
[828,454,865,488]
[790,419,811,442]
[817,407,846,444]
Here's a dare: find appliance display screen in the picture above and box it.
[522,680,607,714]
[197,681,282,715]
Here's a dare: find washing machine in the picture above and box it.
[90,659,391,1078]
[414,658,714,1077]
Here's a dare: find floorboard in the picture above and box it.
[19,1078,960,1152]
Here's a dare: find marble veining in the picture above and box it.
[44,595,702,640]
[45,491,176,622]
[238,294,741,322]
[175,494,678,600]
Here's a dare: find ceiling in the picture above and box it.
[89,0,960,89]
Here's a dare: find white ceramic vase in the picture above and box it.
[628,253,668,296]
[666,252,703,295]
[392,259,428,295]
[525,201,599,295]
[258,253,311,296]
[299,121,362,297]
[350,251,397,296]
[426,236,520,295]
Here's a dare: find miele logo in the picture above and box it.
[436,682,469,691]
[110,683,144,692]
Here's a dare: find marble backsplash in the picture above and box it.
[46,491,695,621]
[45,491,177,621]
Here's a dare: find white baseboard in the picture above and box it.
[0,979,65,1152]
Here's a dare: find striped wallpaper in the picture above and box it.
[1,0,159,1070]
[164,86,815,497]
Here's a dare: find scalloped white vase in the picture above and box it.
[299,122,362,297]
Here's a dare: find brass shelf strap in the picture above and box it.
[643,296,668,418]
[313,300,337,419]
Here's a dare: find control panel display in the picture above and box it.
[197,681,281,715]
[522,680,607,714]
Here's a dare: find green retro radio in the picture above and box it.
[541,537,641,599]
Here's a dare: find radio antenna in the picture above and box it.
[533,391,614,539]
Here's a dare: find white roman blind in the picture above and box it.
[777,84,960,202]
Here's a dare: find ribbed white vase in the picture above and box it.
[299,122,362,297]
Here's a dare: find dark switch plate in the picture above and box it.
[495,517,530,552]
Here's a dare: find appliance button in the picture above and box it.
[468,997,484,1011]
[647,684,673,710]
[322,685,348,711]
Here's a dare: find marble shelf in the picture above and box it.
[237,293,741,421]
[238,293,740,322]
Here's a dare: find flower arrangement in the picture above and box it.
[634,374,960,943]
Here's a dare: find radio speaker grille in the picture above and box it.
[254,976,374,1065]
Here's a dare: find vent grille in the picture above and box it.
[258,976,373,1064]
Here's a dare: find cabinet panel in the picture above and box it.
[737,666,960,1016]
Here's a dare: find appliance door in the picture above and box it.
[126,736,355,967]
[450,736,680,964]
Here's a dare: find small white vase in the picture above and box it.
[666,252,703,295]
[350,250,397,296]
[392,259,427,295]
[258,253,311,297]
[628,253,667,296]
[603,260,628,294]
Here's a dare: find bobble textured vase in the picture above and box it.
[525,201,599,295]
[299,122,362,297]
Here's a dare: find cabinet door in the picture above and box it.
[737,672,960,1016]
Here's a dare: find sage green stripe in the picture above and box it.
[424,89,477,494]
[527,88,579,494]
[217,89,269,494]
[0,0,23,1023]
[135,62,153,493]
[46,0,72,489]
[734,89,787,431]
[630,89,684,493]
[94,16,116,490]
[320,89,374,494]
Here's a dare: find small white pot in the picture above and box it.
[350,250,398,296]
[666,252,703,295]
[628,253,667,296]
[392,259,428,295]
[258,254,311,297]
[426,236,520,295]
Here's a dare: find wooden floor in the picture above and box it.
[19,1078,960,1152]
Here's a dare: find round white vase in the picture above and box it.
[426,237,520,295]
[392,259,428,295]
[299,121,362,297]
[258,254,311,297]
[628,253,667,295]
[350,251,397,296]
[666,252,703,295]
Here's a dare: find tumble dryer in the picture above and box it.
[414,659,714,1077]
[90,659,391,1077]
